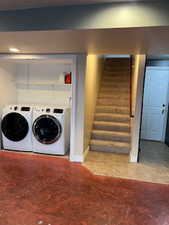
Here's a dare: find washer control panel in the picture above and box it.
[53,109,63,114]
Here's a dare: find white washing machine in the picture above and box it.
[32,106,70,155]
[1,105,33,151]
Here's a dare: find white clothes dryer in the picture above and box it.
[1,105,33,151]
[32,106,70,155]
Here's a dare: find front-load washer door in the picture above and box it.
[1,112,29,142]
[32,115,62,144]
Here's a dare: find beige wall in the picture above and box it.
[0,61,72,112]
[15,62,72,106]
[84,54,103,153]
[0,63,17,147]
[130,55,146,162]
[0,63,17,115]
[131,56,139,117]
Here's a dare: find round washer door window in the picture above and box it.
[1,112,29,142]
[32,115,62,144]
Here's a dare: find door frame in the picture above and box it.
[0,53,86,162]
[143,66,169,142]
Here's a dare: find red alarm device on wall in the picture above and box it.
[65,72,72,84]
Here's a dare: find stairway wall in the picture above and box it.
[131,56,140,117]
[84,55,104,153]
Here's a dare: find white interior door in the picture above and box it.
[141,67,169,141]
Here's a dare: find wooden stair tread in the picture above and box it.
[96,105,130,113]
[92,129,130,136]
[94,121,130,126]
[95,113,130,119]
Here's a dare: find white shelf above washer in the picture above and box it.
[16,82,72,89]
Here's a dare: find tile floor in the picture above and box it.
[0,150,169,225]
[84,140,169,184]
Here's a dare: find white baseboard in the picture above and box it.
[129,152,138,163]
[70,154,84,163]
[69,146,90,163]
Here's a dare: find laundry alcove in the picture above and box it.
[0,54,86,162]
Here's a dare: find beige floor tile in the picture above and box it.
[83,140,169,184]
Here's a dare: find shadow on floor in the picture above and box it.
[139,140,169,167]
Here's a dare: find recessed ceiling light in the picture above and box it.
[9,48,20,53]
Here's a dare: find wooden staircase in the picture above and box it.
[90,58,131,154]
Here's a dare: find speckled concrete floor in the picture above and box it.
[1,150,169,225]
[84,140,169,184]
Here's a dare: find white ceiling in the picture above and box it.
[0,27,168,55]
[0,0,157,11]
